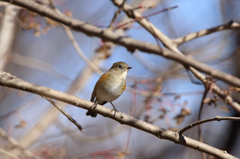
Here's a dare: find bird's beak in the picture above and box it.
[127,67,132,69]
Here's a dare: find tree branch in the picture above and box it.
[108,0,127,29]
[45,97,83,132]
[0,148,20,159]
[173,20,240,46]
[198,87,210,159]
[211,84,240,113]
[0,71,238,159]
[0,4,20,71]
[179,116,240,135]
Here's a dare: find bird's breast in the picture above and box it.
[96,73,126,102]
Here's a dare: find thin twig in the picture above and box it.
[173,20,240,46]
[198,87,210,159]
[0,148,20,159]
[179,116,240,135]
[61,24,103,75]
[0,5,20,70]
[49,2,102,75]
[113,5,178,30]
[130,4,156,12]
[45,97,83,132]
[108,0,127,29]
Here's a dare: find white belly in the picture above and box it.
[96,79,125,102]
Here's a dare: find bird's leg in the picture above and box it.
[90,100,98,111]
[110,102,118,116]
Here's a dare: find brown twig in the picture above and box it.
[173,20,240,46]
[108,0,127,29]
[44,97,83,132]
[198,87,210,159]
[0,5,20,70]
[179,116,240,135]
[49,2,103,75]
[198,87,210,141]
[113,5,178,30]
[0,148,20,159]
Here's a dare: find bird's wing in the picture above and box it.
[91,73,109,102]
[123,79,126,91]
[90,84,97,102]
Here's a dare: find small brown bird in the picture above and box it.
[86,62,132,117]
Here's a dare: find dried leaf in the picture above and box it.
[174,115,185,124]
[15,120,27,129]
[181,108,191,116]
[220,107,230,112]
[203,98,211,104]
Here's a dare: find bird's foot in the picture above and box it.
[90,102,98,111]
[111,109,119,116]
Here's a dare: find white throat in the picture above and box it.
[121,70,128,79]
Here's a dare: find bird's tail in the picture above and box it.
[86,110,97,118]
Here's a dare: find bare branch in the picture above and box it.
[61,25,103,75]
[113,5,178,30]
[211,84,240,113]
[108,0,127,29]
[198,87,210,159]
[198,87,210,142]
[0,148,20,159]
[0,5,20,70]
[112,0,180,53]
[0,71,238,159]
[45,97,83,132]
[50,6,103,75]
[179,116,240,135]
[173,20,240,46]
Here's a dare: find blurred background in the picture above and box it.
[0,0,240,158]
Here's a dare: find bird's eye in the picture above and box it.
[118,65,123,69]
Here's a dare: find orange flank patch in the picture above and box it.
[96,73,110,88]
[123,81,126,91]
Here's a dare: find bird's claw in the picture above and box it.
[111,109,118,116]
[90,103,97,111]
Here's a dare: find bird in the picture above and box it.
[86,61,132,117]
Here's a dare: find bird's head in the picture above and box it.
[109,62,132,78]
